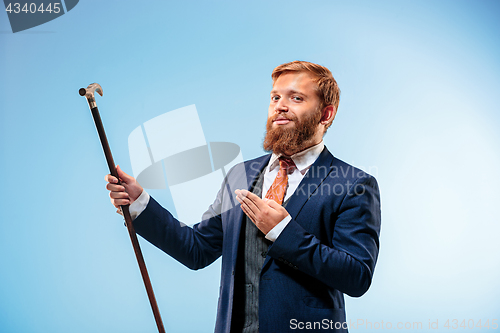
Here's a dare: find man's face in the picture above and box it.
[263,71,324,156]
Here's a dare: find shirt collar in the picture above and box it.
[268,141,325,173]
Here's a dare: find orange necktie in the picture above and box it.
[265,157,296,205]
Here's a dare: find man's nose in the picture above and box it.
[275,98,288,112]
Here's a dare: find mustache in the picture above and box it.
[270,113,298,122]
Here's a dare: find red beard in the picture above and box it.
[263,109,322,156]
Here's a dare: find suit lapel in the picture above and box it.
[285,147,334,220]
[246,155,271,190]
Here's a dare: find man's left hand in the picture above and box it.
[235,189,290,235]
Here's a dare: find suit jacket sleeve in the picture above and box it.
[132,187,226,270]
[266,174,381,297]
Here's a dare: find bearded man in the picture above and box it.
[105,61,381,333]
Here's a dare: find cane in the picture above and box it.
[79,83,166,333]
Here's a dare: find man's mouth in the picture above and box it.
[273,116,292,125]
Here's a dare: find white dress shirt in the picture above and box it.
[128,141,325,242]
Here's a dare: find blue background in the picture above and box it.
[1,1,499,332]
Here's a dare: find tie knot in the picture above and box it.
[279,157,295,174]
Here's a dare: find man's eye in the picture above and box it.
[292,96,303,101]
[271,96,280,101]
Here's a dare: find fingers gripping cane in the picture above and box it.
[79,83,166,333]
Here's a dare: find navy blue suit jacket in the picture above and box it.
[133,147,381,332]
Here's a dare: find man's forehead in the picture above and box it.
[271,71,318,93]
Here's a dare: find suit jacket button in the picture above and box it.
[261,251,267,258]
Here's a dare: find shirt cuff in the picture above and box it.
[265,215,292,242]
[128,190,150,221]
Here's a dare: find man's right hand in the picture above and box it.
[105,165,144,209]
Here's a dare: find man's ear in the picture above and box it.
[320,105,337,125]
